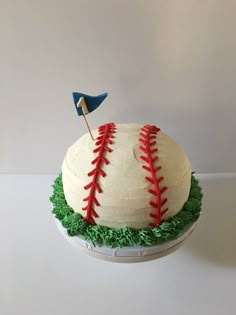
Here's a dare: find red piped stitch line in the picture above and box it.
[138,125,168,227]
[82,123,116,225]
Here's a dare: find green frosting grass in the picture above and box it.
[50,174,203,248]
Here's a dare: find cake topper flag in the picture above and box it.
[72,92,108,141]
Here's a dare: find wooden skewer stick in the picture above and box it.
[83,114,94,141]
[77,97,94,141]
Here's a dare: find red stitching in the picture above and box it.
[82,123,116,224]
[138,125,168,227]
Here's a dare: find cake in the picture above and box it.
[51,121,203,261]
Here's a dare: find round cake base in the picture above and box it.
[55,218,199,263]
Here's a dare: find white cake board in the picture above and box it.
[55,218,199,263]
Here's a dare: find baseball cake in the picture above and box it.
[50,94,203,262]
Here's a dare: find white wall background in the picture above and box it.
[1,0,236,174]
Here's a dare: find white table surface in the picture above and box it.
[1,173,236,315]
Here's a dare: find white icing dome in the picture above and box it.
[62,123,191,229]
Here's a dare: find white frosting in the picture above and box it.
[62,124,191,229]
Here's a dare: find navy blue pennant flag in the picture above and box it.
[72,92,108,116]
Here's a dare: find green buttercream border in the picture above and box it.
[50,174,203,248]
